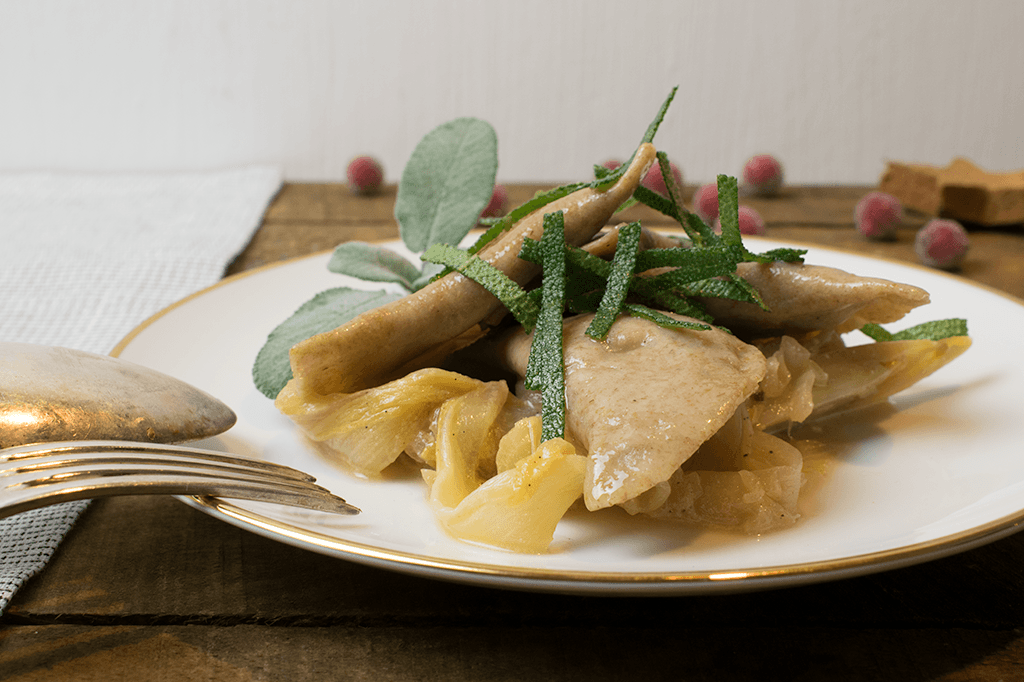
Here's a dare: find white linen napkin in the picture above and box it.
[0,166,282,614]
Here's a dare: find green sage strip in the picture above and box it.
[567,243,714,321]
[589,88,678,191]
[467,86,680,257]
[655,151,686,215]
[631,171,806,265]
[632,184,715,246]
[523,237,716,323]
[623,303,711,331]
[421,243,540,331]
[525,211,568,442]
[586,222,642,340]
[861,318,969,342]
[753,247,809,263]
[529,240,611,315]
[678,274,765,308]
[715,174,742,248]
[635,244,740,277]
[466,182,589,256]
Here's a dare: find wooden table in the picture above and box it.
[3,184,1024,681]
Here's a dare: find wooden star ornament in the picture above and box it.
[879,158,1024,226]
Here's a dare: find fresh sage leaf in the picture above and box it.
[410,261,446,291]
[395,117,498,253]
[327,242,422,292]
[252,287,403,399]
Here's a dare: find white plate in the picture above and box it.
[114,237,1024,595]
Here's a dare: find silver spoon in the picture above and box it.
[0,342,359,515]
[0,342,236,448]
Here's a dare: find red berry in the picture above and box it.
[915,219,969,270]
[641,161,683,197]
[692,183,719,223]
[715,206,766,236]
[481,184,508,218]
[742,154,784,196]
[855,191,902,241]
[346,155,384,195]
[737,206,767,235]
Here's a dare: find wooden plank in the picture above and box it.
[2,623,1023,682]
[7,496,1024,631]
[263,183,399,224]
[227,220,400,274]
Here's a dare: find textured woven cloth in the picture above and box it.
[0,166,282,614]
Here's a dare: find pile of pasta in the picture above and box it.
[274,145,969,553]
[275,259,969,553]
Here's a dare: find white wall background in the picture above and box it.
[2,0,1021,185]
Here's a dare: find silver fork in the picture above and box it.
[0,439,360,520]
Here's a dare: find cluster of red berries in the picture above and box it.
[666,152,969,269]
[855,192,969,270]
[348,152,967,270]
[599,154,778,237]
[689,154,784,236]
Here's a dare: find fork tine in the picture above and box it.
[1,440,360,520]
[3,441,316,481]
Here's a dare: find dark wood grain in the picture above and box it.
[7,495,1024,630]
[3,183,1023,681]
[3,622,1023,681]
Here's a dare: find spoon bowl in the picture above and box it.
[0,342,237,448]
